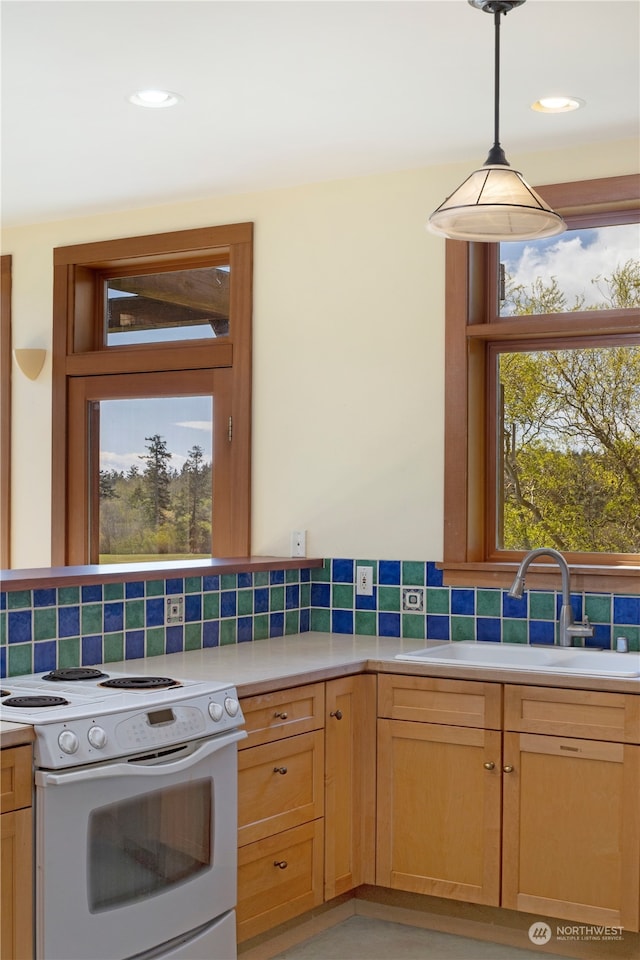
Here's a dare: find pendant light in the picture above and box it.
[427,0,566,243]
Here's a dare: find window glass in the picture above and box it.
[499,222,640,316]
[497,344,640,553]
[105,265,230,345]
[96,396,213,562]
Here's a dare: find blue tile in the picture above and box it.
[613,596,640,624]
[34,640,57,673]
[34,588,56,607]
[203,576,220,591]
[300,608,310,632]
[82,584,103,603]
[269,570,285,585]
[332,609,353,634]
[82,634,103,665]
[379,612,401,637]
[8,610,32,643]
[58,606,80,639]
[238,572,253,588]
[285,584,300,610]
[0,593,5,611]
[332,559,354,583]
[355,588,377,611]
[0,646,6,678]
[165,577,184,595]
[426,562,443,587]
[238,617,253,642]
[254,588,269,614]
[426,614,450,640]
[300,568,311,582]
[104,602,124,633]
[269,612,284,637]
[165,626,183,655]
[476,617,501,642]
[503,594,527,618]
[221,591,237,618]
[451,589,475,616]
[310,583,330,607]
[528,620,555,644]
[589,623,612,649]
[125,630,145,659]
[379,561,401,585]
[125,580,145,599]
[203,620,220,648]
[185,594,202,622]
[145,597,165,627]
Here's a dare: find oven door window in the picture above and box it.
[88,778,212,911]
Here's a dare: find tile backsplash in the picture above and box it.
[1,559,638,677]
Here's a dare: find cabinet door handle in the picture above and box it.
[273,766,288,775]
[274,711,288,719]
[274,860,288,869]
[330,709,343,720]
[503,765,514,774]
[483,761,495,770]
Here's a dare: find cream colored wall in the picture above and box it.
[3,138,638,568]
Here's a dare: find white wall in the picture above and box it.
[3,138,638,568]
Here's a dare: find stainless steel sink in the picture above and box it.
[395,641,640,677]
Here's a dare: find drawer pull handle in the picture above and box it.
[503,765,514,774]
[483,761,495,770]
[330,709,343,720]
[274,860,288,869]
[273,766,288,775]
[274,711,288,719]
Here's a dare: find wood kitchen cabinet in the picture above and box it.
[1,745,33,960]
[502,684,640,931]
[376,674,502,905]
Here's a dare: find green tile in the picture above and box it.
[59,586,80,605]
[402,613,425,640]
[311,560,331,582]
[8,590,31,609]
[145,628,165,657]
[476,590,500,617]
[300,582,311,607]
[185,622,202,650]
[125,599,144,630]
[502,619,528,643]
[402,561,425,586]
[220,619,237,645]
[8,643,32,675]
[221,574,237,590]
[238,590,253,616]
[378,586,400,612]
[58,637,80,668]
[529,592,555,620]
[103,632,125,662]
[254,571,269,587]
[82,603,103,634]
[203,593,220,620]
[285,569,299,584]
[285,610,300,635]
[310,608,331,632]
[613,625,639,651]
[104,582,124,600]
[332,584,353,609]
[145,579,165,597]
[253,615,269,641]
[270,586,285,612]
[451,616,475,641]
[355,610,377,635]
[426,588,449,614]
[585,594,612,623]
[34,607,57,641]
[185,577,202,594]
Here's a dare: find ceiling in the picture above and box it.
[2,0,639,227]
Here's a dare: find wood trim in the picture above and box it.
[0,255,11,567]
[64,340,233,376]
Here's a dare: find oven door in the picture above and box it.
[35,729,245,960]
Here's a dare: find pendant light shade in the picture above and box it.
[427,0,566,243]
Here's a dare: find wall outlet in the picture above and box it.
[166,595,185,625]
[356,565,374,597]
[402,587,425,613]
[290,530,307,557]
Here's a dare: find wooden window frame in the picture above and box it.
[0,255,11,566]
[52,223,253,566]
[440,175,640,593]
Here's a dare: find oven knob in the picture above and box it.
[88,726,107,749]
[224,696,240,717]
[208,702,224,722]
[58,730,79,755]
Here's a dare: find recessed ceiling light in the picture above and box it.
[128,89,182,109]
[531,96,584,114]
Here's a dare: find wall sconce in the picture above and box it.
[14,348,47,380]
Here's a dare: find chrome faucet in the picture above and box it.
[508,547,594,647]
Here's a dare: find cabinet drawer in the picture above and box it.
[237,819,324,943]
[238,730,324,846]
[378,674,502,729]
[239,683,324,748]
[504,685,640,742]
[1,747,32,813]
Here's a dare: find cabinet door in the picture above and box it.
[502,732,640,931]
[377,719,501,905]
[1,808,33,960]
[324,674,376,900]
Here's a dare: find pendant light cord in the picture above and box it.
[485,7,509,166]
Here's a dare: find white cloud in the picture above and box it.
[175,421,211,432]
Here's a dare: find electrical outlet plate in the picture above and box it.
[166,595,185,625]
[356,565,374,596]
[402,587,425,613]
[290,530,307,557]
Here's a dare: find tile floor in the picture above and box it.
[270,915,562,960]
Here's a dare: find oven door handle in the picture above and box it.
[35,728,247,787]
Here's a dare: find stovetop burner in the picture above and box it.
[100,676,179,690]
[42,667,108,682]
[3,695,70,708]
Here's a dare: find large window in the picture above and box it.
[52,224,252,566]
[441,175,640,592]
